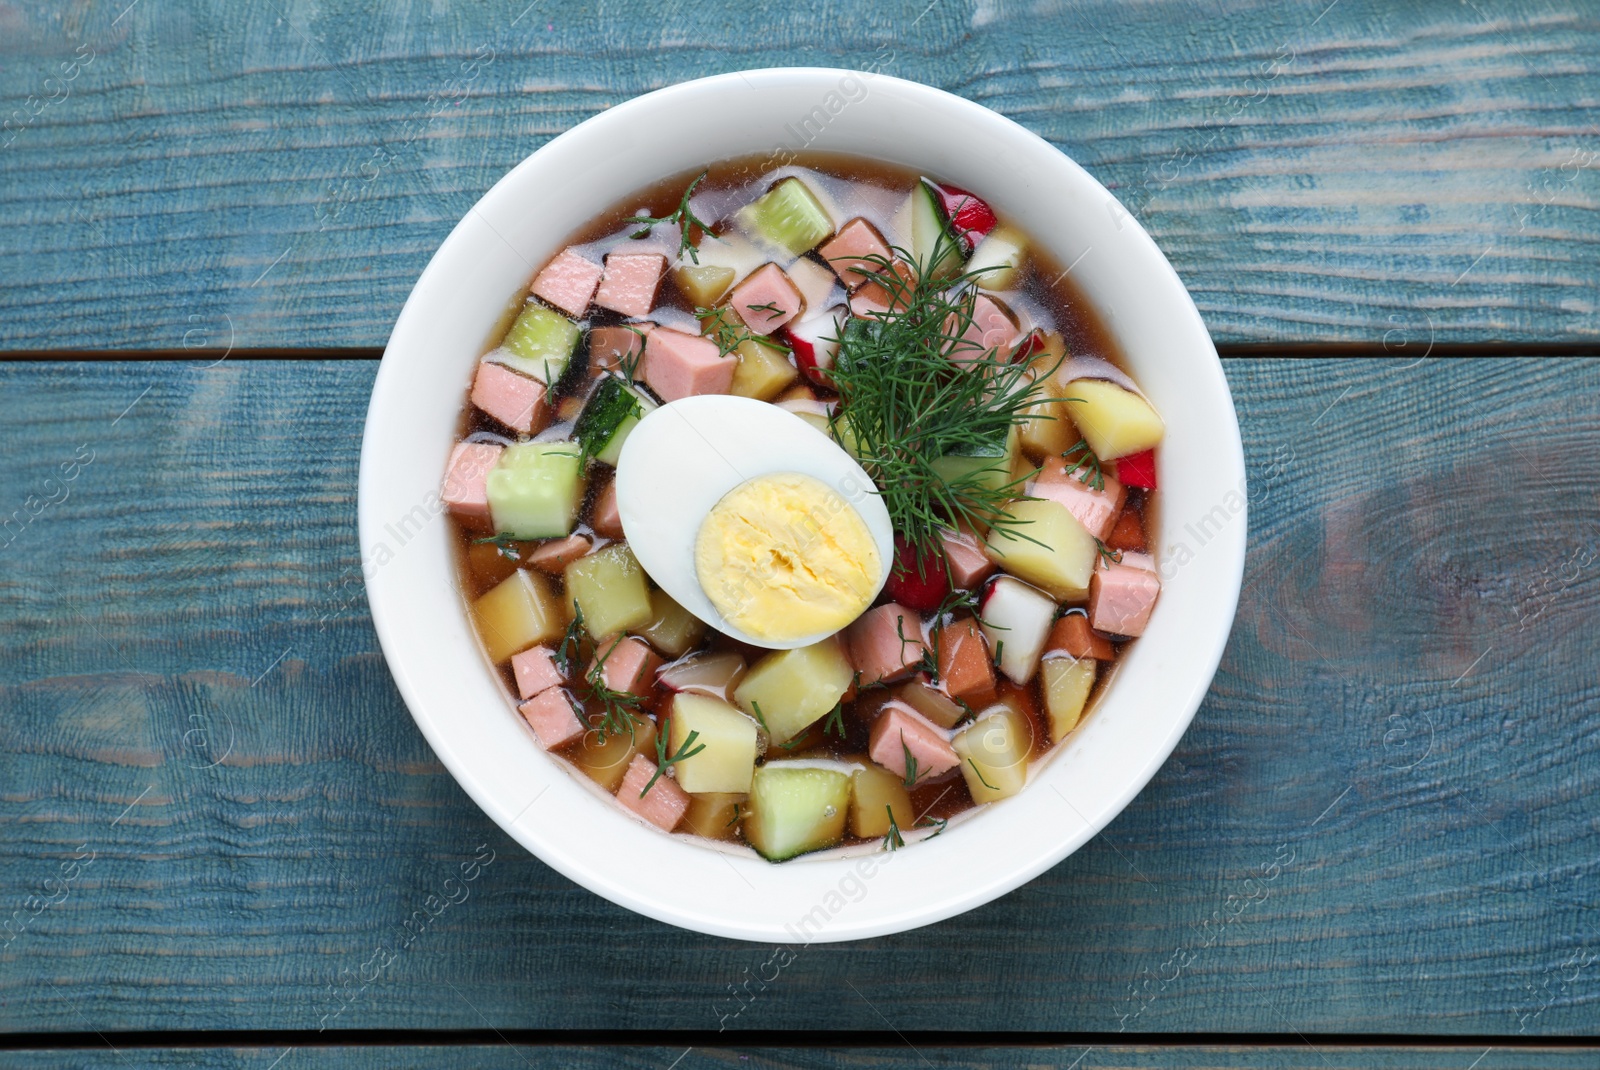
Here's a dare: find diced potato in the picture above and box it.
[850,764,915,839]
[895,678,968,730]
[733,637,854,745]
[729,338,799,401]
[1017,370,1074,459]
[967,224,1026,291]
[674,263,737,307]
[682,792,745,840]
[1063,379,1165,461]
[472,569,567,662]
[985,497,1098,600]
[744,762,852,860]
[1026,331,1069,383]
[637,588,706,658]
[952,705,1031,803]
[669,693,759,794]
[564,543,653,638]
[1042,655,1096,742]
[572,716,656,793]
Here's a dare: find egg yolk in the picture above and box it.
[695,472,881,643]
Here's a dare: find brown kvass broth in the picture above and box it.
[451,151,1149,848]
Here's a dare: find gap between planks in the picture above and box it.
[0,344,1599,363]
[2,1030,1598,1052]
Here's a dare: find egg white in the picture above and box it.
[613,394,893,649]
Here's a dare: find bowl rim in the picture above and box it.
[361,66,1246,943]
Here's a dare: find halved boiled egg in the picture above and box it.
[614,394,893,649]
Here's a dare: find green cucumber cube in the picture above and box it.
[485,442,585,539]
[500,303,580,385]
[744,762,852,861]
[741,178,834,257]
[909,179,964,281]
[931,425,1020,495]
[574,376,656,466]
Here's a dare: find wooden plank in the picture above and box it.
[1,0,1597,351]
[0,358,1596,1036]
[1,1045,1596,1070]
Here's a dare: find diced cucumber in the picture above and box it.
[744,762,852,861]
[500,303,581,385]
[741,178,834,257]
[931,425,1020,495]
[485,442,585,539]
[574,376,656,466]
[908,179,964,281]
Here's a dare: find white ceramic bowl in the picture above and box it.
[361,68,1246,943]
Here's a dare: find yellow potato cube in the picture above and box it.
[572,716,656,793]
[850,764,915,839]
[637,588,706,658]
[1063,379,1165,460]
[673,263,736,307]
[952,705,1032,803]
[564,543,653,638]
[729,338,799,401]
[682,792,745,840]
[669,693,759,794]
[472,569,567,662]
[1042,655,1096,742]
[733,636,854,745]
[985,497,1098,600]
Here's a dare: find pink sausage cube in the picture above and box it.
[589,324,650,373]
[729,263,805,336]
[441,442,503,523]
[587,635,662,698]
[642,327,734,401]
[946,293,1020,367]
[939,526,996,590]
[527,533,592,573]
[470,361,549,435]
[818,218,892,289]
[518,688,586,749]
[530,249,603,318]
[616,753,690,832]
[1032,456,1127,541]
[590,478,624,539]
[1089,556,1161,638]
[511,645,565,699]
[846,602,926,685]
[870,706,959,783]
[595,253,667,318]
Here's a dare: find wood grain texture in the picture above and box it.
[0,358,1596,1037]
[1,0,1597,351]
[2,1045,1596,1070]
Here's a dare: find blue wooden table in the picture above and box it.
[2,1,1597,1066]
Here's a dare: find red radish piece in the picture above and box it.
[885,536,951,612]
[1010,329,1047,364]
[782,306,846,387]
[977,575,1055,684]
[930,182,998,253]
[1115,449,1158,489]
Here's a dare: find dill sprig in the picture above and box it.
[1062,438,1105,492]
[553,605,586,677]
[822,699,846,739]
[884,806,906,851]
[967,757,999,791]
[584,634,646,743]
[827,249,1056,561]
[696,305,791,360]
[641,729,705,797]
[629,170,715,263]
[900,735,921,788]
[1095,538,1123,566]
